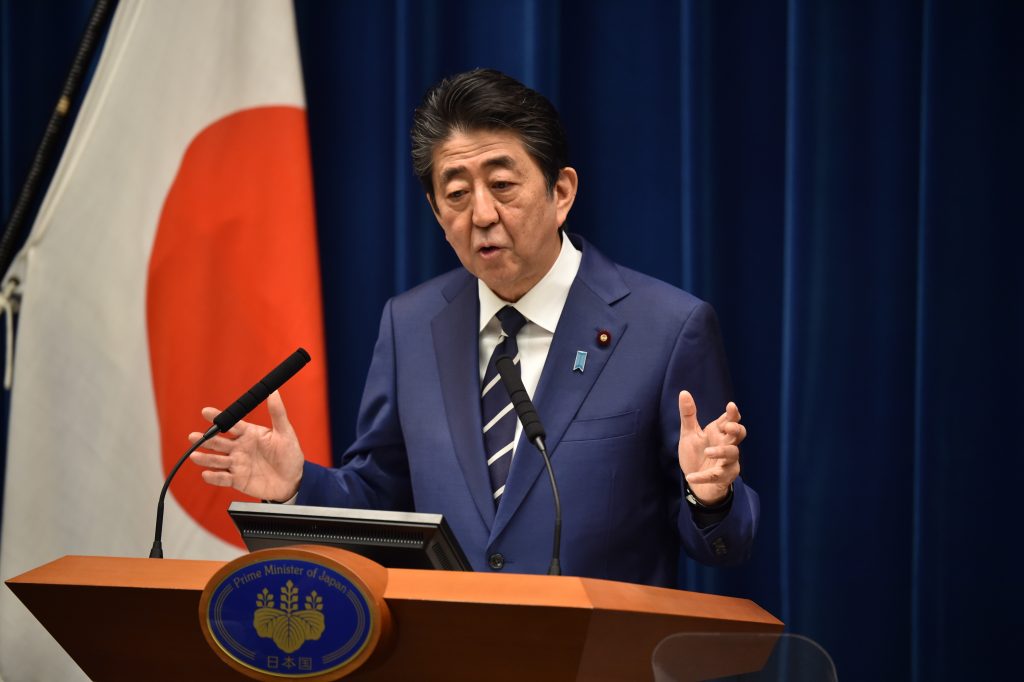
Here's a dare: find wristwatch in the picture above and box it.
[685,482,734,511]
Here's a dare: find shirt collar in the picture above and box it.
[478,232,582,333]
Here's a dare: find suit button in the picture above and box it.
[488,553,505,570]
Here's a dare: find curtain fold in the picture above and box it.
[2,1,1020,679]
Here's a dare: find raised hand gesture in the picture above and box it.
[677,390,746,505]
[189,390,305,502]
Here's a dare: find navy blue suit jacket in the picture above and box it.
[297,235,759,587]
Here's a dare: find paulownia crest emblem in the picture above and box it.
[253,580,326,653]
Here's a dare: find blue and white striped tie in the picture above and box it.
[481,306,527,505]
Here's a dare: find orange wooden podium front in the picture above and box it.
[6,552,782,681]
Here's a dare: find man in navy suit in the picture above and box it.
[190,69,758,587]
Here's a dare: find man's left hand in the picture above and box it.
[677,390,746,505]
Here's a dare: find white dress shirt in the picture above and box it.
[477,234,582,457]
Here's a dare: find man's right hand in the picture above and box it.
[188,390,305,502]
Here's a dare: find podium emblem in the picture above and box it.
[201,550,383,679]
[253,580,326,654]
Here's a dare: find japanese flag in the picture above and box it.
[0,1,331,679]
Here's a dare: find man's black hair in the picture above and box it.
[410,68,569,206]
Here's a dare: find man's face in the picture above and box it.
[429,129,577,302]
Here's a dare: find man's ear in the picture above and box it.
[426,192,441,217]
[555,166,579,227]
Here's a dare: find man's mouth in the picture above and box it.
[479,245,501,255]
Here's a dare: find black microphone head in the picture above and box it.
[494,354,546,441]
[212,407,242,434]
[212,348,310,433]
[495,354,518,381]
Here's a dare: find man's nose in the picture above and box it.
[471,187,499,227]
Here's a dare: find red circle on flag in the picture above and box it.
[147,106,331,549]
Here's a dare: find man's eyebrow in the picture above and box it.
[440,165,466,186]
[482,155,517,171]
[439,155,518,186]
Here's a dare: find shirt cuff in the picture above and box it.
[262,492,299,505]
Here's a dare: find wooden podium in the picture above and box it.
[6,550,782,681]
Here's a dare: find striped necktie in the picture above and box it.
[481,305,527,505]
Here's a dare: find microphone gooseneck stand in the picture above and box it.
[495,355,562,575]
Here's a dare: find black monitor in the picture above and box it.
[227,501,471,571]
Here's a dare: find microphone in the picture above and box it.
[495,355,562,576]
[213,348,310,432]
[148,348,311,558]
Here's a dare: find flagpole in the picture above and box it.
[0,0,119,278]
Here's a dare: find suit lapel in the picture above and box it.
[490,238,629,541]
[431,274,496,529]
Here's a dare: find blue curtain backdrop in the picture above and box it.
[2,1,1021,679]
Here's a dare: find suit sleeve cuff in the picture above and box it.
[686,483,734,530]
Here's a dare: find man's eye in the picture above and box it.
[493,181,512,190]
[447,190,467,200]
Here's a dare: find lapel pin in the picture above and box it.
[573,350,588,373]
[597,329,611,347]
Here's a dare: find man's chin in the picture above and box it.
[473,259,511,282]
[478,273,522,301]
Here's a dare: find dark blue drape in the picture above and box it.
[2,1,1021,679]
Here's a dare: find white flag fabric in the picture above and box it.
[0,1,331,679]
